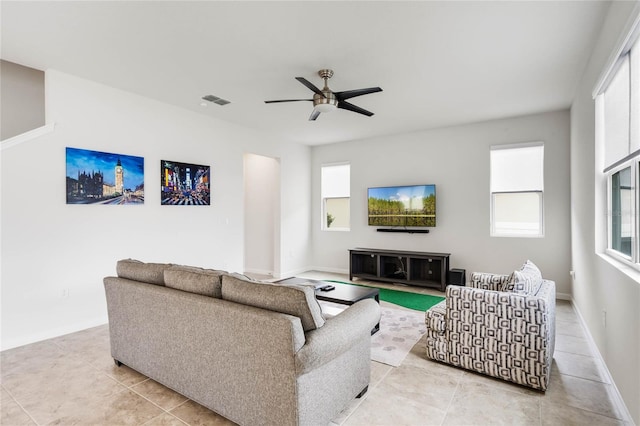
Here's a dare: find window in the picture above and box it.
[490,143,544,237]
[610,166,633,257]
[596,23,640,263]
[321,163,350,230]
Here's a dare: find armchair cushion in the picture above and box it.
[505,260,543,295]
[469,272,510,291]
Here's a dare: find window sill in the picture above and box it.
[598,251,640,284]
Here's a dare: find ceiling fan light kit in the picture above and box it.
[313,94,338,113]
[265,69,382,121]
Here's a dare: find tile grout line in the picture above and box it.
[48,337,182,425]
[439,375,462,426]
[543,390,629,423]
[1,383,42,426]
[552,352,611,385]
[337,362,395,425]
[560,299,631,422]
[126,380,191,426]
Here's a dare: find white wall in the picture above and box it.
[243,153,279,276]
[311,110,572,295]
[1,60,45,140]
[0,70,311,350]
[278,142,312,278]
[570,1,640,422]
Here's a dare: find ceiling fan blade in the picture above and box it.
[334,87,382,101]
[337,100,374,117]
[264,99,313,103]
[309,109,321,121]
[295,77,325,97]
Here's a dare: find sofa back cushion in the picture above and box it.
[164,265,224,298]
[503,260,543,295]
[116,259,171,285]
[221,275,325,331]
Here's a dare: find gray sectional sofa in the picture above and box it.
[103,259,380,426]
[424,260,556,391]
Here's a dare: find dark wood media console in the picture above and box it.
[349,248,450,292]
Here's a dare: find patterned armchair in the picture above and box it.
[424,261,556,391]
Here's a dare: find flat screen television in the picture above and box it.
[368,184,436,227]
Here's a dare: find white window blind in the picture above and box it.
[631,42,640,152]
[491,143,544,192]
[321,164,350,198]
[604,55,631,169]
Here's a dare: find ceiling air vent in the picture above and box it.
[202,95,230,106]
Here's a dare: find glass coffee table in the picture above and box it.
[275,277,380,334]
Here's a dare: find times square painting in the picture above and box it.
[161,160,211,206]
[66,147,144,205]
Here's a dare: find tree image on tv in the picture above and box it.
[368,185,436,227]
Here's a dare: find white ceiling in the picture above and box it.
[1,1,610,145]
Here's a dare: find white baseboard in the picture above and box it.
[0,315,108,351]
[307,266,350,275]
[243,268,274,277]
[275,265,349,279]
[569,298,634,424]
[556,292,572,301]
[276,266,313,280]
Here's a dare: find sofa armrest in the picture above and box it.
[468,272,510,291]
[295,299,380,375]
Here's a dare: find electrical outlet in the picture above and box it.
[602,310,607,328]
[61,288,70,298]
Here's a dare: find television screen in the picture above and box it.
[368,184,436,227]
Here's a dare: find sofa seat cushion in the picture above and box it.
[504,260,543,295]
[221,275,325,331]
[164,265,225,298]
[116,259,171,285]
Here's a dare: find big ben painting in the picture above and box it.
[66,147,144,205]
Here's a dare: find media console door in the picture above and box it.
[349,248,450,291]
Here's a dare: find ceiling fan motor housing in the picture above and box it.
[314,91,338,112]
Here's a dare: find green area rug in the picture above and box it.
[327,280,444,311]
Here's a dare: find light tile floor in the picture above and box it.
[0,271,630,425]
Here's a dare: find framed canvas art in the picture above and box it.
[161,160,211,205]
[66,147,144,205]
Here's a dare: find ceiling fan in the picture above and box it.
[265,69,382,121]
